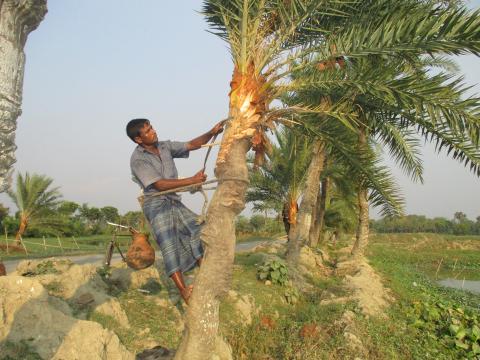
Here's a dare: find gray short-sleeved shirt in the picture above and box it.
[130,140,190,199]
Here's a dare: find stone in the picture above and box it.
[95,298,130,328]
[233,294,255,325]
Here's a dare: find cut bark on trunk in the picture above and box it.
[286,141,325,267]
[14,215,27,244]
[0,0,47,191]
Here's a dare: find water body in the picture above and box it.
[438,278,480,295]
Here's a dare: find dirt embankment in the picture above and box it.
[0,258,177,359]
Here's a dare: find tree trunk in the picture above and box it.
[175,64,266,360]
[0,1,47,192]
[351,126,369,257]
[14,214,27,244]
[351,186,369,257]
[309,175,329,248]
[286,141,325,267]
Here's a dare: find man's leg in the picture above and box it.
[170,271,193,303]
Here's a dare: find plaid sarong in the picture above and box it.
[143,197,204,276]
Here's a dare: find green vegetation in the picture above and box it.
[0,234,130,260]
[0,340,42,360]
[372,213,480,235]
[256,258,288,286]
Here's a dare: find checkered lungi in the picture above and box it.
[143,197,204,276]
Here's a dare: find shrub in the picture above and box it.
[256,259,288,286]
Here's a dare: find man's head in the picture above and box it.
[126,118,158,146]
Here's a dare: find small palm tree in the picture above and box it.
[7,172,63,243]
[247,128,313,234]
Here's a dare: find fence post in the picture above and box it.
[19,236,28,256]
[57,236,64,253]
[43,236,47,253]
[4,227,9,255]
[72,236,80,250]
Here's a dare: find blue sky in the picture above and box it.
[1,0,479,220]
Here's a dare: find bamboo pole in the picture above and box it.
[72,236,79,250]
[452,258,458,271]
[435,257,444,279]
[57,236,64,253]
[4,227,9,255]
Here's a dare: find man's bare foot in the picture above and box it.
[180,285,193,304]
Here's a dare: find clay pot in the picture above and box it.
[0,262,6,276]
[126,232,155,270]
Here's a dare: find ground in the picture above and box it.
[0,233,479,359]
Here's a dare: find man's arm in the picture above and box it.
[151,170,206,192]
[185,121,225,151]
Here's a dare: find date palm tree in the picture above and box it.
[247,128,313,234]
[7,172,63,243]
[176,1,480,358]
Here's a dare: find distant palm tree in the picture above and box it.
[7,172,63,243]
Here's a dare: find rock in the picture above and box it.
[264,280,272,286]
[233,294,255,325]
[136,345,173,360]
[0,276,134,360]
[344,331,364,352]
[298,246,326,276]
[95,298,130,328]
[76,292,95,308]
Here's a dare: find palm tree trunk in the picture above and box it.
[351,186,369,257]
[15,215,27,244]
[175,65,265,360]
[0,1,47,191]
[286,141,325,267]
[309,175,329,247]
[351,126,369,257]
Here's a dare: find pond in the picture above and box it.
[438,278,480,295]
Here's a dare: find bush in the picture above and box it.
[257,259,288,286]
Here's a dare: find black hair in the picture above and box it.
[126,118,150,143]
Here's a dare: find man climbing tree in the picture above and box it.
[126,118,224,303]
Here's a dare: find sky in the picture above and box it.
[0,0,479,220]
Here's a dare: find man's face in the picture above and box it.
[135,122,158,146]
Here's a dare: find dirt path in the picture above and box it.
[3,239,269,274]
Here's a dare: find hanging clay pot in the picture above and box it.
[126,232,155,270]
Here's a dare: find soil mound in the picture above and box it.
[0,276,134,359]
[340,257,394,317]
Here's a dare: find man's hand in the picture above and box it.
[191,170,207,184]
[210,120,225,136]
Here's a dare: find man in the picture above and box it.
[126,118,224,303]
